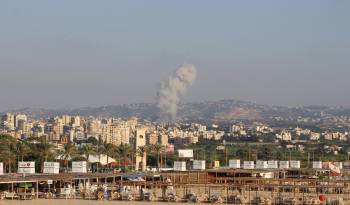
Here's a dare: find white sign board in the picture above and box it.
[44,162,60,168]
[290,160,301,169]
[174,161,186,171]
[72,161,87,168]
[193,160,206,170]
[256,161,268,169]
[18,161,35,174]
[229,160,240,169]
[72,161,87,173]
[279,161,290,169]
[0,163,3,175]
[243,161,255,169]
[43,162,60,174]
[18,162,35,168]
[312,161,322,169]
[267,161,278,169]
[178,149,193,158]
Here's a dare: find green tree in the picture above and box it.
[136,145,148,171]
[96,144,106,172]
[58,143,78,171]
[0,135,18,173]
[99,143,117,168]
[117,144,131,171]
[105,143,115,165]
[79,144,97,162]
[152,144,165,169]
[110,146,121,169]
[16,141,31,161]
[87,137,99,145]
[36,138,56,172]
[79,144,97,170]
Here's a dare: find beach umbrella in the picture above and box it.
[19,182,33,189]
[319,195,326,202]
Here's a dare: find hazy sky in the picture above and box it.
[1,1,349,111]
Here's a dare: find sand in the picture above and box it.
[1,199,350,205]
[0,199,199,205]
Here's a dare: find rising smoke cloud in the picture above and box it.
[157,64,197,122]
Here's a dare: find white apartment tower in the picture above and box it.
[135,127,147,171]
[15,114,27,128]
[1,113,15,130]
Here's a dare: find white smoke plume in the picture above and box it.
[157,64,197,122]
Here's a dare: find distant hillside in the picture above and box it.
[2,99,350,122]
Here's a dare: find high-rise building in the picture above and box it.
[17,119,27,132]
[32,123,45,138]
[87,119,101,135]
[15,114,27,128]
[52,118,63,135]
[120,126,131,145]
[126,117,138,129]
[71,116,81,127]
[159,134,169,146]
[101,123,111,143]
[1,113,15,130]
[62,115,71,126]
[135,127,147,171]
[108,124,131,145]
[147,133,158,145]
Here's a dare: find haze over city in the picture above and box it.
[1,0,350,112]
[2,1,350,204]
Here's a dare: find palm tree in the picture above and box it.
[59,143,77,172]
[96,144,106,172]
[36,138,55,172]
[79,144,97,162]
[104,143,116,167]
[0,135,18,173]
[110,148,121,169]
[16,141,31,161]
[117,144,131,171]
[136,145,147,171]
[2,148,17,173]
[152,144,165,170]
[79,144,97,170]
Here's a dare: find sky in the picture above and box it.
[0,0,349,111]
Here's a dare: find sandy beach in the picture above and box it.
[0,199,200,205]
[1,199,349,205]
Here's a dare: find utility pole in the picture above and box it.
[289,150,291,161]
[248,146,251,161]
[164,152,167,168]
[225,147,228,167]
[214,150,217,161]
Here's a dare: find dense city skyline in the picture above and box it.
[1,1,350,111]
[1,1,350,202]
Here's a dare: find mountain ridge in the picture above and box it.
[2,99,350,122]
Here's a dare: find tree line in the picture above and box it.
[0,134,170,173]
